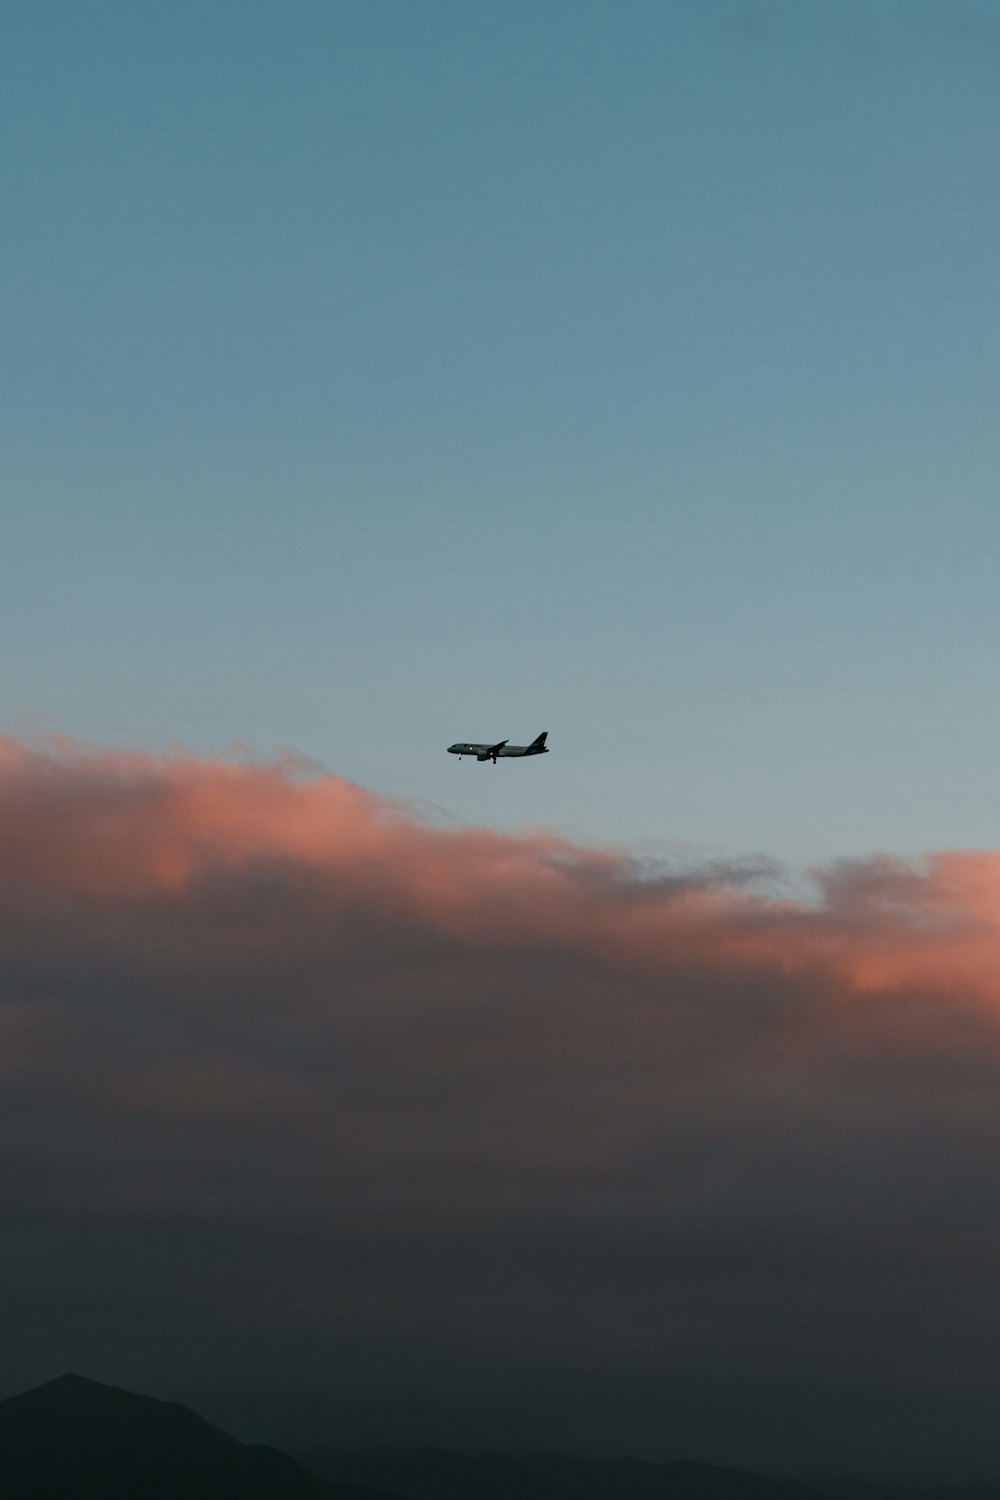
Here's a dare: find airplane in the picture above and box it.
[447,731,549,763]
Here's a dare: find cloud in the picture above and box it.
[2,734,1000,1470]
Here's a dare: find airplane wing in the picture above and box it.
[488,740,508,757]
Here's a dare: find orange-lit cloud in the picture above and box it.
[3,732,1000,1012]
[3,734,1000,1469]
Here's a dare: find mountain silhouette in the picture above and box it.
[301,1445,825,1500]
[0,1373,392,1499]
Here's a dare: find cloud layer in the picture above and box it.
[3,735,1000,1472]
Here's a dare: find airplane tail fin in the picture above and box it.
[529,731,548,747]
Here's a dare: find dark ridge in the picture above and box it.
[0,1373,393,1499]
[812,1485,1000,1500]
[300,1445,826,1500]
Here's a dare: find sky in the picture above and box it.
[5,0,1000,862]
[5,0,1000,1476]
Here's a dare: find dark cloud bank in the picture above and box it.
[2,736,1000,1476]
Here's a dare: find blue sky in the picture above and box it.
[5,0,1000,864]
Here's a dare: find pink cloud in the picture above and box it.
[2,733,998,1010]
[3,734,1000,1468]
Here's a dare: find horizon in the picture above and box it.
[7,1369,1000,1487]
